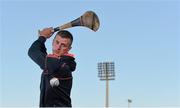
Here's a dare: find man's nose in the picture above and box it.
[58,44,62,49]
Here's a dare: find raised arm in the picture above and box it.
[28,36,47,70]
[28,27,54,70]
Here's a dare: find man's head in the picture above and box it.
[52,30,73,57]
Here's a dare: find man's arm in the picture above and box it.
[60,55,76,72]
[28,36,47,70]
[28,27,54,70]
[49,55,76,87]
[54,55,76,77]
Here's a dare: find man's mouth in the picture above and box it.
[56,48,60,51]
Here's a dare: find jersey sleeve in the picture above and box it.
[28,36,47,70]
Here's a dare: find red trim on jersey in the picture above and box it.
[63,53,75,57]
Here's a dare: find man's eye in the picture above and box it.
[61,43,68,47]
[56,41,59,44]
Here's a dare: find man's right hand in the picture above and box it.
[38,27,54,39]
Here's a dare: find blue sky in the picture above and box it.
[0,0,180,107]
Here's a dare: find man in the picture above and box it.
[28,27,76,107]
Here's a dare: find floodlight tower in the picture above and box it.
[98,62,115,108]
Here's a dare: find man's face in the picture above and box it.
[52,35,72,56]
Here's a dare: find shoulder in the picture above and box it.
[61,53,75,61]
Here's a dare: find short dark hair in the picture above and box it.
[54,30,73,46]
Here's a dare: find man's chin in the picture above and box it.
[53,51,67,57]
[53,52,61,57]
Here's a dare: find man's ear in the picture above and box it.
[65,46,71,53]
